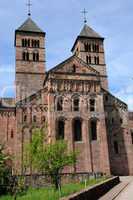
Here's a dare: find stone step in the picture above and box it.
[99,181,130,200]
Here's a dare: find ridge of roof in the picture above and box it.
[16,17,44,33]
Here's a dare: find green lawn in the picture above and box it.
[0,177,106,200]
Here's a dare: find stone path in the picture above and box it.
[115,177,133,200]
[99,176,133,200]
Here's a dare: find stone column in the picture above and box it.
[82,119,93,172]
[65,118,74,173]
[98,118,111,175]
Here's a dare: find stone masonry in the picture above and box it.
[0,16,133,175]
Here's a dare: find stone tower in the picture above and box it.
[71,24,108,90]
[15,17,46,101]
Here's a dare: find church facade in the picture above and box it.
[0,16,133,175]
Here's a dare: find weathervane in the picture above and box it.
[27,0,32,16]
[81,8,88,24]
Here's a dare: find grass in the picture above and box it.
[0,177,106,200]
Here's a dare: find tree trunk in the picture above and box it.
[52,172,61,190]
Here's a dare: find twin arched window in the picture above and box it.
[86,56,91,64]
[86,56,99,65]
[23,52,29,61]
[32,40,40,48]
[93,44,99,52]
[22,39,40,48]
[22,39,29,47]
[22,51,39,61]
[84,43,91,52]
[33,52,39,61]
[84,43,99,52]
[94,56,99,65]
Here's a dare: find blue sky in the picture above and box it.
[0,0,133,110]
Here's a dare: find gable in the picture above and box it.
[49,55,99,75]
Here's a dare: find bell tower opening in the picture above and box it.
[71,24,108,90]
[15,17,46,102]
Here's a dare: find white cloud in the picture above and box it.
[114,85,133,111]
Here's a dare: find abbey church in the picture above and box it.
[0,15,133,175]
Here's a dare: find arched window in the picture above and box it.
[33,115,37,123]
[11,130,14,139]
[111,118,114,124]
[90,99,95,112]
[94,56,97,64]
[37,40,40,48]
[25,39,28,47]
[23,52,29,61]
[88,44,91,52]
[23,115,27,122]
[131,131,133,144]
[73,98,79,111]
[32,40,35,47]
[86,56,89,64]
[26,52,29,61]
[86,56,91,64]
[96,45,99,52]
[33,52,39,61]
[73,118,82,141]
[22,52,26,61]
[57,119,65,140]
[28,39,30,47]
[97,56,99,64]
[120,118,123,124]
[84,44,89,52]
[72,65,76,73]
[33,52,35,61]
[22,39,25,47]
[114,141,119,154]
[89,56,91,64]
[41,116,46,123]
[90,120,97,140]
[94,56,99,65]
[93,44,96,52]
[36,53,39,61]
[57,97,63,111]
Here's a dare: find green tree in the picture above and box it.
[0,144,11,195]
[25,128,77,190]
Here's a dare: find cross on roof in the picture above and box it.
[81,8,88,24]
[26,0,32,16]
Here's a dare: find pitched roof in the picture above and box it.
[79,24,102,38]
[16,17,44,33]
[71,24,104,51]
[48,55,99,75]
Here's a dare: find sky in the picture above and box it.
[0,0,133,110]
